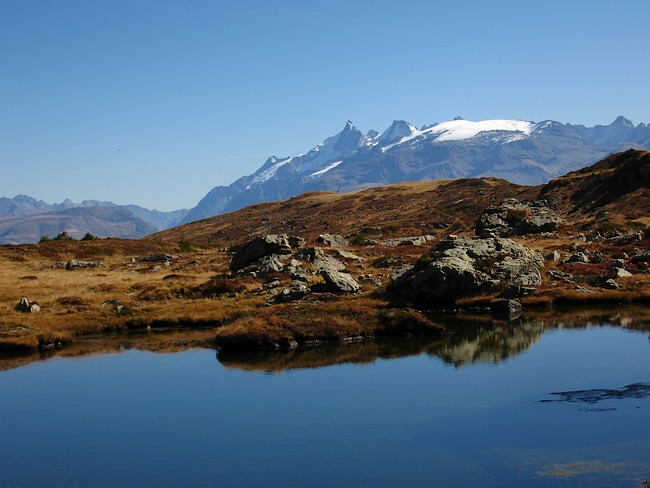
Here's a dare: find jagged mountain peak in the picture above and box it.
[180,115,650,225]
[613,115,634,127]
[377,120,418,145]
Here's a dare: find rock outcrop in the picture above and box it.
[475,199,562,237]
[230,234,304,272]
[389,237,543,305]
[317,234,349,247]
[320,268,361,293]
[229,235,361,296]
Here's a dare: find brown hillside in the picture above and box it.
[540,149,650,230]
[152,178,539,245]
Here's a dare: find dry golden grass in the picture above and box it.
[2,151,649,365]
[214,297,445,351]
[0,239,264,354]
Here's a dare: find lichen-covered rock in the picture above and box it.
[230,234,301,271]
[317,234,349,247]
[270,281,311,303]
[475,199,562,237]
[389,237,543,305]
[320,268,361,293]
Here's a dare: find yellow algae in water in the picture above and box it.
[537,460,627,478]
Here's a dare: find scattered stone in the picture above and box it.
[358,275,383,287]
[335,250,363,260]
[548,270,574,283]
[631,250,650,263]
[575,286,594,293]
[317,234,349,247]
[545,250,561,262]
[65,259,104,270]
[380,235,435,246]
[284,262,312,282]
[295,247,326,263]
[116,305,132,316]
[15,297,40,313]
[566,252,589,264]
[269,281,311,303]
[603,279,621,289]
[610,267,632,278]
[137,253,178,263]
[320,268,361,294]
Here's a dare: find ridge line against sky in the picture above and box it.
[1,0,649,211]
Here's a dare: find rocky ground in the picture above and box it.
[1,150,649,361]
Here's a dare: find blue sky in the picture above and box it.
[1,0,649,211]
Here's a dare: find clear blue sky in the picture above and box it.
[1,0,649,211]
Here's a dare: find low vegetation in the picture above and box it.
[1,150,649,366]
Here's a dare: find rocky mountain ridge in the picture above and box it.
[156,149,649,247]
[181,116,650,224]
[0,195,188,244]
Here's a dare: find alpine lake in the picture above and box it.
[1,307,649,488]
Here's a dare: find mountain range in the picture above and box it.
[3,115,649,244]
[0,196,188,244]
[180,116,650,224]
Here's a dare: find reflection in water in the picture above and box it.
[2,307,649,373]
[218,308,650,372]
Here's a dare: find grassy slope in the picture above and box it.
[1,151,649,361]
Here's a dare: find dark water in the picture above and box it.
[1,317,649,487]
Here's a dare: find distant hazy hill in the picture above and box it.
[181,116,650,224]
[0,196,188,244]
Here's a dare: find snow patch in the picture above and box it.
[246,157,293,189]
[381,119,535,152]
[309,161,342,178]
[424,119,534,142]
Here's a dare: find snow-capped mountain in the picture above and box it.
[180,116,650,224]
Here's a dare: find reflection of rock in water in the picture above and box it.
[539,383,650,404]
[427,317,547,367]
[217,337,445,373]
[216,308,650,373]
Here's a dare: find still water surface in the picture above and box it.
[1,317,649,487]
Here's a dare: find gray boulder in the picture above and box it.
[317,234,349,247]
[390,237,543,304]
[320,268,361,293]
[476,199,562,237]
[137,253,178,263]
[270,281,311,303]
[230,234,302,271]
[566,252,589,264]
[380,235,435,246]
[65,259,104,270]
